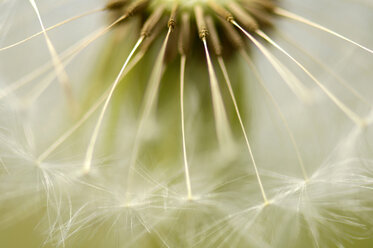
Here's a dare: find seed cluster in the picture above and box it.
[101,0,278,204]
[106,0,276,57]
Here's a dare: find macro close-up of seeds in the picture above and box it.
[0,0,373,247]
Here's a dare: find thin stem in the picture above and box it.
[275,29,371,106]
[0,7,104,52]
[217,56,268,204]
[274,8,373,55]
[0,12,132,101]
[256,29,365,126]
[180,55,193,199]
[125,28,172,200]
[231,21,312,103]
[202,38,233,147]
[240,50,309,180]
[0,27,103,100]
[36,49,145,164]
[83,37,144,173]
[28,0,75,108]
[38,92,107,165]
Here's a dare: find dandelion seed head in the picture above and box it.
[1,0,373,247]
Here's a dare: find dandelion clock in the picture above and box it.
[0,0,373,247]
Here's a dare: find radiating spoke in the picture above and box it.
[83,37,144,173]
[29,0,75,108]
[180,55,193,199]
[125,28,173,199]
[0,7,104,52]
[256,29,366,126]
[217,55,269,203]
[275,8,373,54]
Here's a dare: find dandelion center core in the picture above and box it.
[107,0,276,55]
